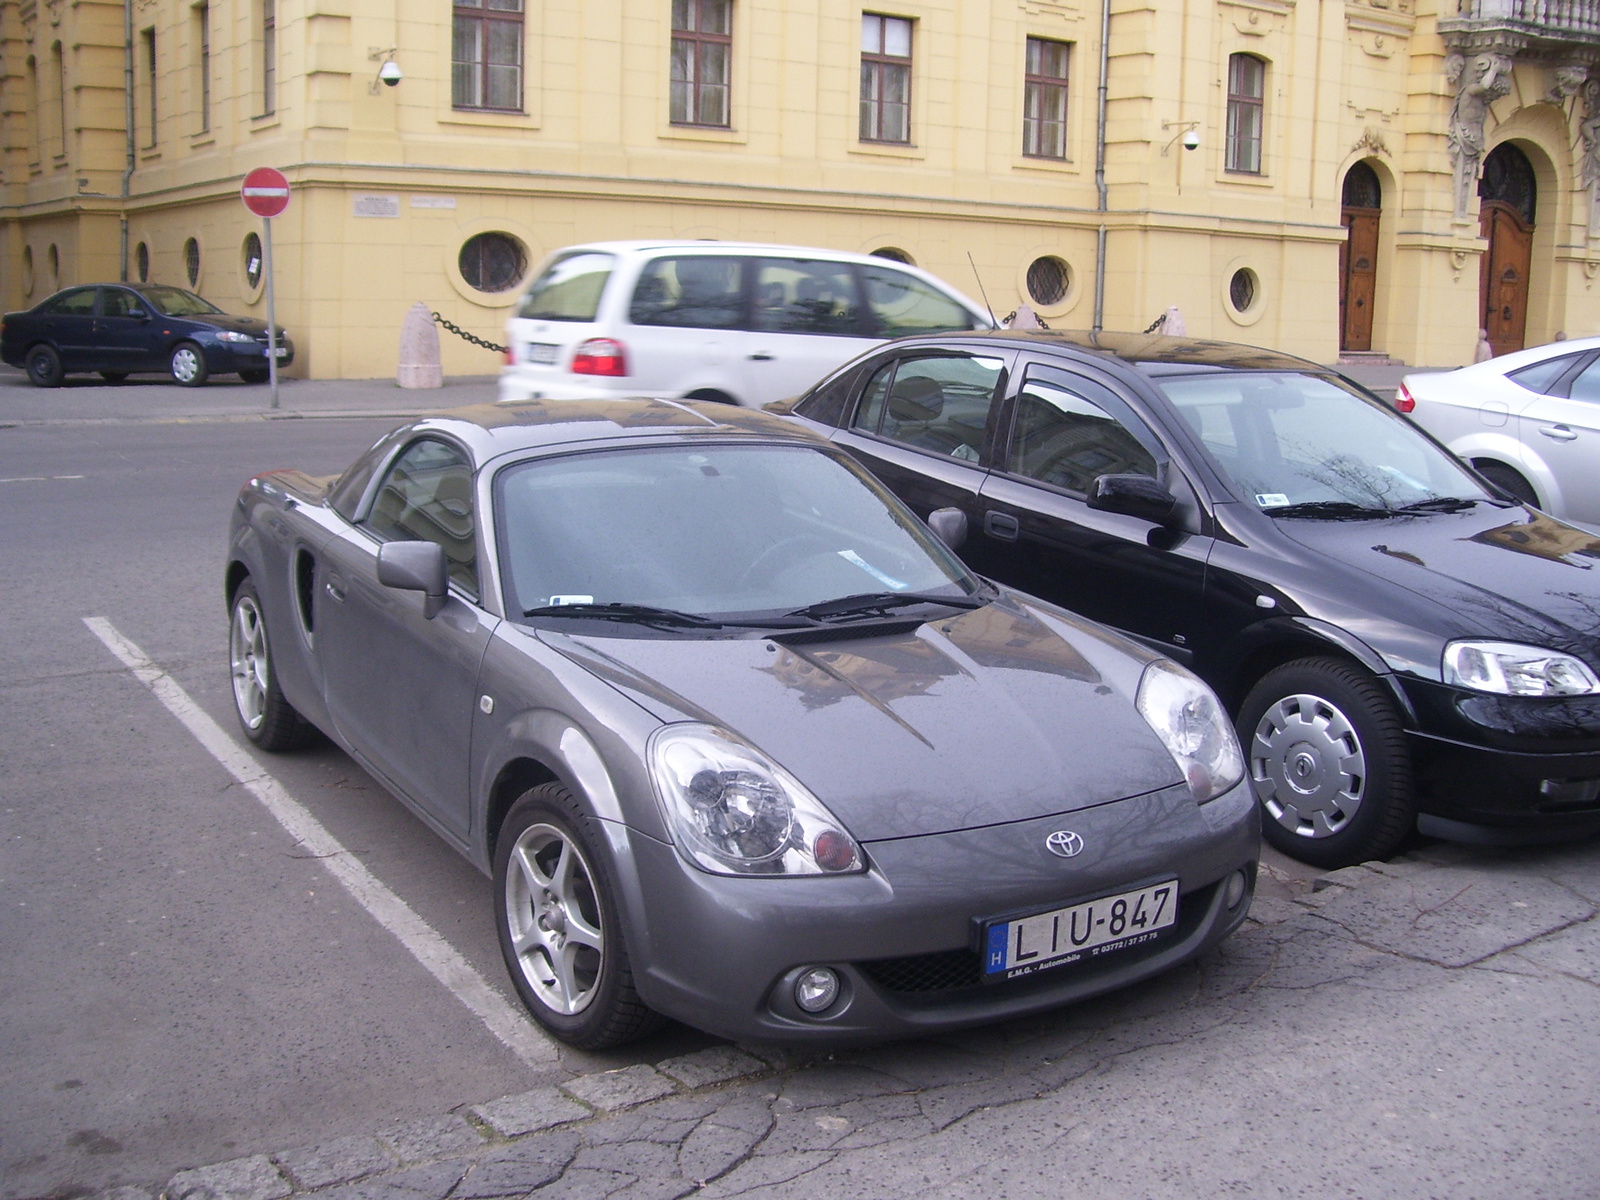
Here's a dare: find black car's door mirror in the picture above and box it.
[377,540,448,618]
[926,507,968,550]
[1086,473,1178,524]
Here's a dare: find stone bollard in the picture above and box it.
[397,301,444,388]
[1158,305,1187,336]
[1473,328,1493,363]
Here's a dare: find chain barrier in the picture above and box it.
[432,311,507,355]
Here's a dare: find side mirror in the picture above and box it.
[927,507,968,551]
[1086,473,1177,524]
[377,540,448,618]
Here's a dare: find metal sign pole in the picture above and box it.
[264,216,279,410]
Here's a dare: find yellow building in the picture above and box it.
[3,0,1600,378]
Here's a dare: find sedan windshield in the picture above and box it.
[495,444,976,625]
[142,286,224,317]
[1158,371,1491,515]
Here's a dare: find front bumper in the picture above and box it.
[204,337,295,373]
[614,781,1259,1043]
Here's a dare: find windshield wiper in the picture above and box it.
[523,602,725,628]
[784,590,988,623]
[1389,497,1485,514]
[1264,500,1391,520]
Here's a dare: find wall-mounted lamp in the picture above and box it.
[1161,119,1201,156]
[369,47,401,93]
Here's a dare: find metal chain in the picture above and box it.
[432,311,507,355]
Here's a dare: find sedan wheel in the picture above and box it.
[25,345,64,387]
[170,342,210,387]
[494,785,661,1048]
[228,580,317,751]
[1239,656,1413,869]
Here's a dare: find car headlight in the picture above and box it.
[1443,640,1600,697]
[214,330,256,343]
[649,724,865,876]
[1136,660,1244,804]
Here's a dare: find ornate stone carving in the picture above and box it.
[1444,50,1514,219]
[1581,76,1600,235]
[1352,126,1391,157]
[1548,64,1589,104]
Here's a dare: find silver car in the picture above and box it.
[1401,336,1600,521]
[225,399,1258,1047]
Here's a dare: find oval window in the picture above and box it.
[1229,268,1258,314]
[1027,256,1070,306]
[459,232,529,293]
[243,233,263,290]
[22,245,34,295]
[184,237,201,287]
[136,242,150,283]
[871,247,915,265]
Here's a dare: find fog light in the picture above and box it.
[1224,870,1248,910]
[794,967,839,1013]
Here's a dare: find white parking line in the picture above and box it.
[82,616,559,1069]
[0,474,85,483]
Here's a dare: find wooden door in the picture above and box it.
[1479,200,1533,357]
[1339,209,1379,352]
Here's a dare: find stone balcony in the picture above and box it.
[1439,0,1600,54]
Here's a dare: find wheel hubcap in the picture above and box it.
[173,350,199,382]
[1249,693,1366,839]
[505,823,604,1016]
[229,596,268,731]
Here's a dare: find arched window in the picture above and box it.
[1342,161,1381,210]
[1225,53,1264,174]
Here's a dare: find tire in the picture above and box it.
[494,783,663,1049]
[1474,460,1538,508]
[239,368,270,384]
[228,579,318,751]
[1237,656,1415,869]
[169,342,210,387]
[99,371,128,384]
[25,345,64,387]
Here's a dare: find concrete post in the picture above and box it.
[398,302,444,388]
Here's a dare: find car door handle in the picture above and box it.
[984,511,1020,542]
[325,576,347,603]
[748,352,775,361]
[1539,424,1578,442]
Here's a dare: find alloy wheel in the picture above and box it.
[503,822,605,1015]
[229,594,269,732]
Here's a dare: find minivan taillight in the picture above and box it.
[1395,383,1416,414]
[571,338,628,377]
[503,343,515,367]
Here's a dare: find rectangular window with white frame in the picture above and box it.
[671,0,731,127]
[140,29,157,146]
[860,13,911,144]
[194,2,211,133]
[453,0,524,111]
[1225,52,1264,174]
[1023,36,1069,159]
[261,0,276,115]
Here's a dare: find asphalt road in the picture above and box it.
[5,369,1594,1200]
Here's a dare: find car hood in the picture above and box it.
[195,314,273,336]
[1274,502,1600,661]
[540,598,1187,841]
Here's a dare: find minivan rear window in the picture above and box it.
[518,252,614,321]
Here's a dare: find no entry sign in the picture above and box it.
[241,167,291,218]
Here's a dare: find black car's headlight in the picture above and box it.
[214,330,255,343]
[649,724,865,876]
[1136,660,1244,804]
[1443,640,1600,697]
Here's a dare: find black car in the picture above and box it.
[782,329,1600,868]
[1,283,293,387]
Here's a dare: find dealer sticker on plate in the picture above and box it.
[983,880,1178,981]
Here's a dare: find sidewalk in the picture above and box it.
[104,841,1600,1200]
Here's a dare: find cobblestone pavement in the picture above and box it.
[92,840,1600,1200]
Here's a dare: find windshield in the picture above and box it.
[142,286,224,317]
[517,252,613,321]
[1158,371,1490,514]
[495,443,975,626]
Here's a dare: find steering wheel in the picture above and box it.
[736,534,837,590]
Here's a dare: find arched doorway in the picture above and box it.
[1478,142,1537,357]
[1339,162,1381,352]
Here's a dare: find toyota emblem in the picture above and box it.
[1045,830,1085,858]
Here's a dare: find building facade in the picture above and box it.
[3,0,1600,378]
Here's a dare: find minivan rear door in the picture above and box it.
[739,257,878,407]
[624,253,751,401]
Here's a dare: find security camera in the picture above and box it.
[1181,128,1200,152]
[378,60,403,87]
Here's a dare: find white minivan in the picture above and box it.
[498,241,993,407]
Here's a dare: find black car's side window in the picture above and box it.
[851,354,1006,463]
[101,289,147,318]
[1007,369,1160,495]
[44,289,96,316]
[365,438,479,598]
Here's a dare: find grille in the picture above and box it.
[859,949,981,994]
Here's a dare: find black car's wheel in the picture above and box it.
[494,784,662,1048]
[239,368,270,384]
[169,342,210,387]
[25,345,64,387]
[228,579,318,751]
[1238,656,1414,869]
[99,371,129,384]
[1474,460,1538,508]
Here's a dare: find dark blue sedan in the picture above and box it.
[0,283,294,387]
